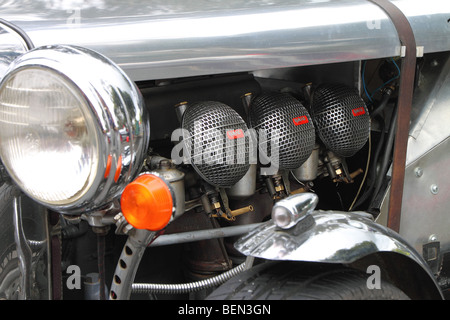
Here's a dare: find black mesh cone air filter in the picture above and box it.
[248,93,315,170]
[310,84,370,158]
[182,101,250,188]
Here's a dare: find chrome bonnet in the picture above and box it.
[1,0,449,81]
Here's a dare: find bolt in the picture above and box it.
[430,184,439,195]
[414,167,423,177]
[121,223,134,235]
[159,159,171,170]
[429,234,438,242]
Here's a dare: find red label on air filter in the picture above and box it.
[226,129,244,140]
[292,116,309,126]
[352,107,366,117]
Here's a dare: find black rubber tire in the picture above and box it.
[207,261,410,300]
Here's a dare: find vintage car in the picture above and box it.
[0,0,449,301]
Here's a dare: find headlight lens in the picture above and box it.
[0,67,99,204]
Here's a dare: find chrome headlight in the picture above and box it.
[0,45,149,213]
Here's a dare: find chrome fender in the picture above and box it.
[235,204,443,299]
[236,210,422,264]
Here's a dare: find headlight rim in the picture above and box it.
[0,44,150,214]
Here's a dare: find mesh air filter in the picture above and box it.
[182,101,250,188]
[248,93,315,170]
[310,83,370,158]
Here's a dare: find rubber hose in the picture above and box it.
[371,88,393,119]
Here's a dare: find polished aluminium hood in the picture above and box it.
[1,0,450,82]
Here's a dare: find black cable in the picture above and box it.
[352,114,386,209]
[352,79,396,210]
[0,18,35,51]
[366,116,386,194]
[371,87,393,119]
[369,104,398,207]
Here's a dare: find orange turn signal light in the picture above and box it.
[121,174,173,231]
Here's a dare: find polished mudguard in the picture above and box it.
[235,209,444,299]
[236,210,426,264]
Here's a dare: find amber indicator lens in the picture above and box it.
[121,174,173,231]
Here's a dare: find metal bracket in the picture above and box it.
[402,46,425,58]
[423,241,442,275]
[13,195,33,300]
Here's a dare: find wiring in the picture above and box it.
[353,58,400,211]
[369,58,400,101]
[348,129,371,211]
[362,58,400,103]
[368,105,398,207]
[352,114,386,210]
[362,61,374,103]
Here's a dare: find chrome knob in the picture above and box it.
[272,193,318,229]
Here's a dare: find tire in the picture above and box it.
[206,261,410,300]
